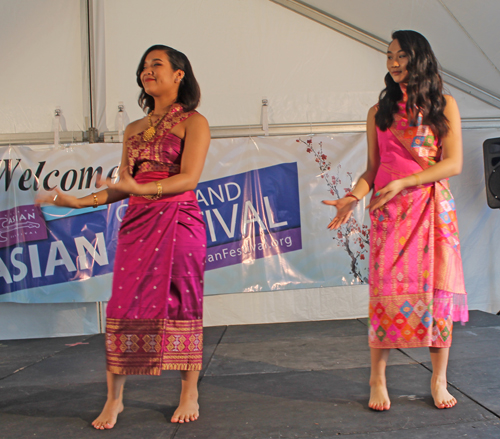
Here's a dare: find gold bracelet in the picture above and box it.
[143,181,163,200]
[93,193,99,208]
[413,173,421,186]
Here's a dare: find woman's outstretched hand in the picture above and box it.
[368,180,405,212]
[35,187,79,208]
[323,197,358,230]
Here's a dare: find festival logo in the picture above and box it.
[0,204,47,249]
[196,162,302,270]
[0,145,123,299]
[0,205,121,295]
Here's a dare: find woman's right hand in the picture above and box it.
[323,197,358,230]
[35,187,79,209]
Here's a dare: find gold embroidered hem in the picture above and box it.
[105,318,203,376]
[107,363,203,376]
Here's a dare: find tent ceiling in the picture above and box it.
[273,0,500,107]
[2,0,500,138]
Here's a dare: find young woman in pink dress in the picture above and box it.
[324,30,468,411]
[38,45,210,428]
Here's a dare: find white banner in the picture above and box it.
[0,135,370,303]
[200,134,370,295]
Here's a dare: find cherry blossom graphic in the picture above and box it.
[299,137,369,283]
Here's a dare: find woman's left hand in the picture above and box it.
[101,168,145,196]
[368,179,406,212]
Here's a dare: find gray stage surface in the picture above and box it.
[1,310,499,438]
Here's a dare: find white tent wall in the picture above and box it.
[301,0,500,106]
[453,128,500,314]
[0,303,100,339]
[103,0,386,127]
[0,0,87,134]
[1,0,500,339]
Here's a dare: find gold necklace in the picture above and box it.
[143,106,171,141]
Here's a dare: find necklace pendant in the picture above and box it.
[143,126,156,142]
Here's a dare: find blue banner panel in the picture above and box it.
[196,162,302,270]
[0,201,125,295]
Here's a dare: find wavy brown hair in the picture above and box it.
[375,30,449,139]
[136,45,201,114]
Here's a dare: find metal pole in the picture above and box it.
[86,0,98,142]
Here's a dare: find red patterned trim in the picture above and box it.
[368,294,453,349]
[105,318,203,376]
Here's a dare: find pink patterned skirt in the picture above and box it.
[368,129,467,349]
[368,186,455,349]
[105,174,206,375]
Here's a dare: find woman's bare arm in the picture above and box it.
[35,124,137,208]
[324,106,380,229]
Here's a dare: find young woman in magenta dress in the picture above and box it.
[324,30,468,411]
[38,45,210,428]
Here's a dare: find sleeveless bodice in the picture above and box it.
[374,101,442,190]
[127,132,183,177]
[126,105,196,178]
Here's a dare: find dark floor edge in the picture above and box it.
[306,418,499,438]
[169,327,228,439]
[397,348,500,420]
[200,326,228,381]
[170,424,181,439]
[203,362,413,379]
[0,333,98,382]
[205,369,306,378]
[357,317,368,327]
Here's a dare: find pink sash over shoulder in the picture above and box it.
[368,90,468,349]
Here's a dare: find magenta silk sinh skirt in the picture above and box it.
[105,172,206,375]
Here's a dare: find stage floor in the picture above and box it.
[1,310,500,438]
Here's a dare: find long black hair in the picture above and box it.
[375,30,449,139]
[136,45,201,113]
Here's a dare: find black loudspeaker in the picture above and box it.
[483,138,500,209]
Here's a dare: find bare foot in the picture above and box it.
[92,399,124,430]
[369,379,391,411]
[431,376,457,409]
[171,390,199,423]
